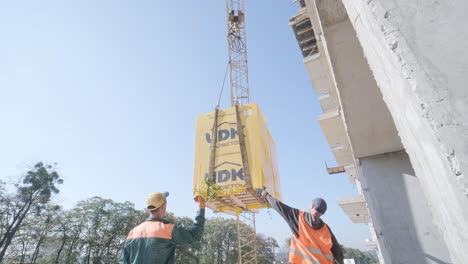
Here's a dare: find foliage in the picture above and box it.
[0,162,63,262]
[341,245,379,264]
[1,163,279,264]
[0,163,369,264]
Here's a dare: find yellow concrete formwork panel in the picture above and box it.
[193,103,281,214]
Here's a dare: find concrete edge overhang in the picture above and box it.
[318,111,353,166]
[297,1,359,169]
[338,195,370,224]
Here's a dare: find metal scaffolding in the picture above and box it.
[237,211,258,264]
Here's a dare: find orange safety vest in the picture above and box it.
[127,220,174,240]
[289,211,334,264]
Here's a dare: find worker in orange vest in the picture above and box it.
[256,189,344,264]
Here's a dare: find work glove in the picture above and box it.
[255,188,263,195]
[255,187,268,199]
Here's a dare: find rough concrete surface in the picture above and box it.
[358,152,452,264]
[341,0,468,262]
[322,18,403,158]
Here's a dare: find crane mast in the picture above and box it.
[226,0,250,106]
[226,1,258,263]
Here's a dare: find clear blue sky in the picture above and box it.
[0,0,370,250]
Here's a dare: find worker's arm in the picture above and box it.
[118,242,130,264]
[171,196,206,246]
[257,189,301,237]
[327,226,344,264]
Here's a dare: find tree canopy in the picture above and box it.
[1,163,377,264]
[0,163,280,264]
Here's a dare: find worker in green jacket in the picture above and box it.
[119,192,205,264]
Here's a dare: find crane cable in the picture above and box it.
[207,61,229,200]
[216,61,230,109]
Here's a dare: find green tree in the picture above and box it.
[60,207,87,264]
[198,217,278,264]
[0,162,63,262]
[47,199,145,264]
[200,217,238,264]
[257,234,279,264]
[1,166,281,264]
[71,197,143,264]
[51,208,74,264]
[29,205,61,264]
[7,205,61,264]
[341,245,379,264]
[275,238,291,264]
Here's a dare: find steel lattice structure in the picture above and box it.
[226,1,258,263]
[227,0,250,106]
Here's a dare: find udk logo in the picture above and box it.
[205,162,245,183]
[205,127,238,143]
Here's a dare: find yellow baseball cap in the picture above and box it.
[146,192,169,211]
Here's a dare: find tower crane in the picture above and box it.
[226,0,250,106]
[225,1,258,263]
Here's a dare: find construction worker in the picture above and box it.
[119,192,205,264]
[256,189,344,264]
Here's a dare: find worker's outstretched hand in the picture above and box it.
[255,188,263,196]
[255,187,268,199]
[193,195,206,209]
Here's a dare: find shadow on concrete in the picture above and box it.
[424,253,452,264]
[359,152,452,264]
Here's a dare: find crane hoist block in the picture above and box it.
[193,103,282,215]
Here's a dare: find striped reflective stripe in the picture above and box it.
[292,236,334,260]
[289,248,320,264]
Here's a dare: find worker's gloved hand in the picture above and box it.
[255,188,268,199]
[255,188,263,195]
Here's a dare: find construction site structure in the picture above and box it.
[193,1,282,263]
[226,0,249,106]
[226,0,257,264]
[227,1,256,263]
[227,1,256,262]
[289,0,468,263]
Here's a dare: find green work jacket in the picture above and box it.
[119,209,205,264]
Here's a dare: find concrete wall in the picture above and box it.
[321,17,403,158]
[358,151,451,264]
[341,0,468,262]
